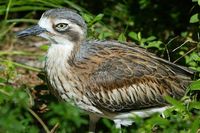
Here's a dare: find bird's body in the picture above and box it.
[17,8,193,132]
[45,40,191,126]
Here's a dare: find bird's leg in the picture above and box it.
[114,119,122,133]
[89,114,100,133]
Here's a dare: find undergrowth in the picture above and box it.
[0,0,200,132]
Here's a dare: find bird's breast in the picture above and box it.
[45,44,78,101]
[44,44,102,114]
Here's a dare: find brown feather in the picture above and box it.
[70,41,193,112]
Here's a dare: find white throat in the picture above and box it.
[47,42,74,60]
[45,42,74,95]
[45,42,74,74]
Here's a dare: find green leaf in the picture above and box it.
[138,32,142,41]
[198,0,200,6]
[82,13,93,23]
[93,14,104,22]
[190,13,199,23]
[189,80,200,91]
[189,101,200,110]
[128,32,138,41]
[145,36,156,42]
[147,116,169,126]
[0,77,6,83]
[190,119,199,133]
[190,52,200,61]
[165,96,185,110]
[102,118,112,128]
[189,66,200,72]
[144,41,163,50]
[118,33,126,42]
[98,32,112,40]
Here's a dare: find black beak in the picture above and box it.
[16,25,47,38]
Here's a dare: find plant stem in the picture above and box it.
[28,108,51,133]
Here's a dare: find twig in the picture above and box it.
[0,23,16,38]
[173,47,197,63]
[165,45,170,62]
[0,83,6,86]
[172,40,190,52]
[0,51,40,56]
[0,89,11,96]
[164,36,179,61]
[165,36,179,46]
[50,123,59,133]
[0,59,41,72]
[11,61,41,72]
[6,19,38,23]
[28,108,51,133]
[0,85,49,132]
[25,88,34,107]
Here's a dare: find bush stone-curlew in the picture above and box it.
[17,8,194,132]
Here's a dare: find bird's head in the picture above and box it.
[17,8,87,45]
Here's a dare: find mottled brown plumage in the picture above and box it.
[17,8,194,132]
[71,40,192,112]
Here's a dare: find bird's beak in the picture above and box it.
[16,25,47,38]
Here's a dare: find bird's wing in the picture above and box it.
[83,41,192,112]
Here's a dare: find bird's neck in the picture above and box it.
[45,41,79,67]
[44,41,96,106]
[44,42,79,98]
[49,44,72,58]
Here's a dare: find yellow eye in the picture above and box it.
[55,23,69,32]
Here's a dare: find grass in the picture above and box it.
[0,0,200,132]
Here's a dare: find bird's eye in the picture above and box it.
[55,23,69,32]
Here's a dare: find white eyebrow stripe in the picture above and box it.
[38,17,84,35]
[38,17,55,34]
[54,19,71,25]
[38,17,50,29]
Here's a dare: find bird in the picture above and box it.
[16,8,194,132]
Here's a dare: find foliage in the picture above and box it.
[45,102,88,133]
[0,0,200,132]
[0,75,38,132]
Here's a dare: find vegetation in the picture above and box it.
[0,0,200,132]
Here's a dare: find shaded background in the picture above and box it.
[0,0,199,132]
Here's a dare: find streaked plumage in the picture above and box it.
[17,8,193,132]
